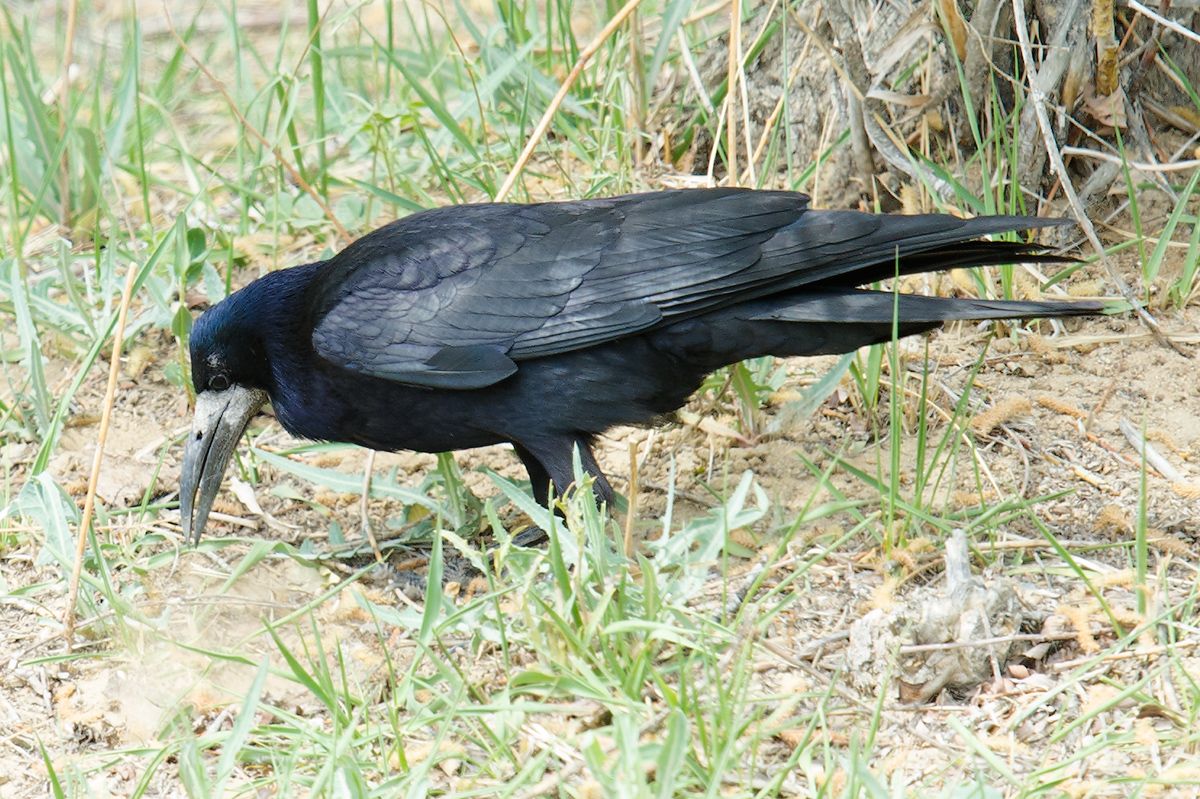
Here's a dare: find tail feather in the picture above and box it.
[746,289,1103,325]
[654,289,1101,368]
[855,242,1074,286]
[766,210,1076,289]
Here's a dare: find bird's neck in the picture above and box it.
[239,261,322,313]
[241,263,332,429]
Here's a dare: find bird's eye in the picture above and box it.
[209,374,230,391]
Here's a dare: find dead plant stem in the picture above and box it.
[1010,0,1186,356]
[62,260,138,646]
[725,0,742,184]
[495,0,647,201]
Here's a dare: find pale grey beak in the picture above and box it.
[180,386,267,545]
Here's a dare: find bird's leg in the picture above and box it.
[513,436,614,509]
[581,453,616,508]
[509,437,614,547]
[567,437,615,507]
[512,442,553,507]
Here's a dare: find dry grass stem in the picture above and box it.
[1051,639,1200,672]
[725,0,742,184]
[1127,0,1200,45]
[1011,0,1186,356]
[495,0,647,201]
[1118,417,1185,482]
[1061,146,1200,171]
[63,259,140,643]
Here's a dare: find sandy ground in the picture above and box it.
[2,259,1199,794]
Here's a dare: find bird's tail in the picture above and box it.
[651,202,1105,368]
[655,288,1102,368]
[765,211,1076,289]
[747,289,1102,325]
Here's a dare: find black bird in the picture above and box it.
[181,188,1100,543]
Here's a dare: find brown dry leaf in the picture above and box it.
[1023,642,1052,660]
[777,728,807,750]
[1137,704,1178,723]
[897,680,925,703]
[1082,84,1128,130]
[935,0,968,61]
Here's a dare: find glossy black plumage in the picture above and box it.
[180,188,1101,542]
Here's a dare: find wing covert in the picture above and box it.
[308,203,617,388]
[308,190,813,389]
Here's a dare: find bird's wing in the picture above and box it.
[308,189,809,389]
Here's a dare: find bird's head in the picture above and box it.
[180,290,272,546]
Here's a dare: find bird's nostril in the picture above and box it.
[195,431,203,441]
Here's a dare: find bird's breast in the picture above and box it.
[269,367,506,454]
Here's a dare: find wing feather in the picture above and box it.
[308,190,808,388]
[305,189,1059,390]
